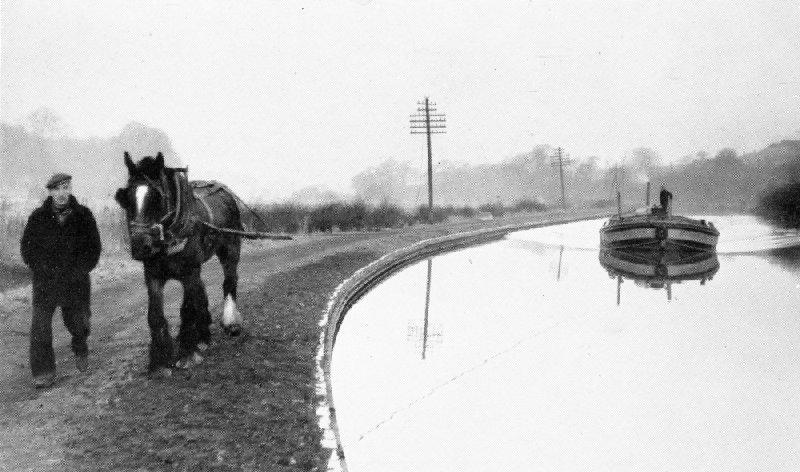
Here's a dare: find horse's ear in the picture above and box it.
[155,152,164,168]
[124,152,136,174]
[115,188,129,210]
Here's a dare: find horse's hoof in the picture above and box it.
[175,352,204,369]
[223,323,242,336]
[151,367,172,379]
[197,342,210,352]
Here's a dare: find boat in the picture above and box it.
[600,187,719,251]
[600,212,719,250]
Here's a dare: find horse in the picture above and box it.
[115,152,245,374]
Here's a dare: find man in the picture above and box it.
[659,185,673,216]
[20,173,102,388]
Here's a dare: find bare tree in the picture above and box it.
[24,107,66,138]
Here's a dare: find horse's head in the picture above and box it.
[115,151,172,260]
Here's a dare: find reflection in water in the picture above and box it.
[422,258,431,359]
[406,258,441,359]
[556,245,563,281]
[599,248,720,303]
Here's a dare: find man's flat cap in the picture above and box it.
[46,172,72,189]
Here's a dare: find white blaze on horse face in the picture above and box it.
[135,185,149,216]
[222,294,242,327]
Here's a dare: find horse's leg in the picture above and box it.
[175,266,206,369]
[146,275,172,376]
[218,236,243,336]
[196,277,212,352]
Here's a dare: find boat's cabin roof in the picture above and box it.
[606,212,714,226]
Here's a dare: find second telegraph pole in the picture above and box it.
[551,147,573,210]
[411,97,446,222]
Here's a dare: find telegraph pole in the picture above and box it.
[550,147,573,210]
[410,97,446,222]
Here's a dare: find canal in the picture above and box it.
[330,215,800,471]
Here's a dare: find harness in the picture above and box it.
[127,168,292,256]
[128,167,191,255]
[191,180,227,224]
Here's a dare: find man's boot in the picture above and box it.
[33,371,56,389]
[75,354,89,373]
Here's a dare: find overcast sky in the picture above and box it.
[2,1,799,199]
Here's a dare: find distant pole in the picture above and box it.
[410,97,446,223]
[558,148,566,209]
[645,181,651,207]
[550,147,573,210]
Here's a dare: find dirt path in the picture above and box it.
[0,213,598,471]
[0,232,381,471]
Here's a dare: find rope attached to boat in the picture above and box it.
[199,220,293,240]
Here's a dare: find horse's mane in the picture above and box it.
[130,155,165,180]
[130,155,186,176]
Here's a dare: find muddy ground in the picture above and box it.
[0,262,29,292]
[0,213,584,471]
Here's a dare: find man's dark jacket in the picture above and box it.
[20,196,102,304]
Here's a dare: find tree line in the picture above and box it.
[349,141,800,218]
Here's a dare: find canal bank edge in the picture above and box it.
[316,212,610,472]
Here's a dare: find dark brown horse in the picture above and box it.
[115,152,245,375]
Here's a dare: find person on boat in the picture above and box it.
[659,186,673,216]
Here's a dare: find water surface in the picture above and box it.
[331,215,800,471]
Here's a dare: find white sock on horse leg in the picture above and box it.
[222,294,241,327]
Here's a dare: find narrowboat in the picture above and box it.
[600,186,719,250]
[600,212,719,250]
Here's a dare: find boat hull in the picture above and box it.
[600,214,719,250]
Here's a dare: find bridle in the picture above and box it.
[128,167,190,253]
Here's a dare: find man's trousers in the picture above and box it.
[29,279,91,377]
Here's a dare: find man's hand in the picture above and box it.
[33,263,55,276]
